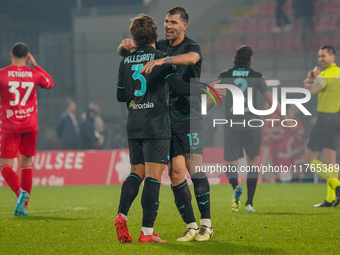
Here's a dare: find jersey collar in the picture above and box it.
[326,63,336,69]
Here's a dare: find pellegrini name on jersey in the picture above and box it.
[124,53,155,64]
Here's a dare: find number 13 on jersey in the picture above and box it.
[187,133,200,146]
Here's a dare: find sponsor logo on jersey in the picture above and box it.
[6,109,14,118]
[6,107,35,119]
[129,100,154,110]
[15,106,34,115]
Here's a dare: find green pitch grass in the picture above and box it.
[1,184,340,255]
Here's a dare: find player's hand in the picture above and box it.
[209,79,220,88]
[141,59,166,74]
[121,38,136,51]
[216,88,227,97]
[209,80,226,97]
[27,53,37,67]
[312,66,321,78]
[307,66,320,78]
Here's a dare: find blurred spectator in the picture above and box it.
[89,103,106,149]
[293,0,315,30]
[80,106,99,149]
[56,100,80,150]
[273,0,292,32]
[109,118,128,149]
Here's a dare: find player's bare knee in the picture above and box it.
[19,155,33,168]
[145,162,165,182]
[169,169,185,186]
[131,164,145,180]
[0,158,14,169]
[185,153,202,174]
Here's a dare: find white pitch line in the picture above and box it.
[0,207,88,214]
[30,207,88,213]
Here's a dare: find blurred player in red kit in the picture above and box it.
[0,42,54,216]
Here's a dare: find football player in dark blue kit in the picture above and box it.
[114,14,211,243]
[118,7,214,242]
[218,45,294,213]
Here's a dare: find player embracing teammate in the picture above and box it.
[115,13,214,243]
[115,7,217,242]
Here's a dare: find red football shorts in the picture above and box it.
[0,132,37,158]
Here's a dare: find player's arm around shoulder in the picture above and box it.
[169,51,200,66]
[141,52,200,75]
[117,38,136,57]
[28,53,54,89]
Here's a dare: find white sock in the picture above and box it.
[118,213,127,221]
[187,222,199,230]
[200,219,211,228]
[141,227,153,236]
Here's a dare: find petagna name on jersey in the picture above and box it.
[124,53,155,64]
[8,71,33,78]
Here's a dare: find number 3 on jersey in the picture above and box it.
[131,64,146,97]
[8,81,34,106]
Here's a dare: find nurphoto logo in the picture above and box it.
[200,84,311,128]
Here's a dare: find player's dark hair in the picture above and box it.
[11,42,28,58]
[130,14,158,47]
[234,45,253,67]
[320,45,336,56]
[167,6,189,23]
